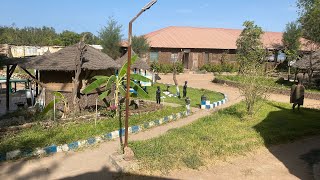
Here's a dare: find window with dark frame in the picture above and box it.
[150,51,159,62]
[171,52,178,62]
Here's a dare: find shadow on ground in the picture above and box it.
[1,159,173,180]
[61,166,172,180]
[254,103,320,180]
[0,159,59,180]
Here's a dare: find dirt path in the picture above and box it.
[167,136,320,180]
[0,73,319,180]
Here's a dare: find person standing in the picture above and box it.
[185,97,191,114]
[290,74,305,111]
[183,81,188,98]
[156,86,161,104]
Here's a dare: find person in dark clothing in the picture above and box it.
[290,74,305,111]
[156,86,161,104]
[183,81,188,98]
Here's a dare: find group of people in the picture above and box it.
[156,81,188,104]
[154,74,305,112]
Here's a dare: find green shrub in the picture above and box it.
[151,62,183,73]
[199,63,238,73]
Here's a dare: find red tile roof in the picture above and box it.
[144,26,307,50]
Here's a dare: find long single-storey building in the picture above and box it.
[141,26,310,70]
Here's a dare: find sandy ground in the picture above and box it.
[0,72,319,180]
[167,136,320,180]
[158,73,320,180]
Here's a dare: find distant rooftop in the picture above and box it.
[144,26,310,50]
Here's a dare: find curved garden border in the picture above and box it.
[200,93,228,109]
[0,111,190,162]
[0,93,229,163]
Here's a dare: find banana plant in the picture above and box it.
[43,91,69,118]
[82,55,151,115]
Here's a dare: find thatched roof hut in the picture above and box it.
[4,43,121,92]
[21,44,120,71]
[116,50,150,70]
[292,50,320,70]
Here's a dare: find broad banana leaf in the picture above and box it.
[93,76,109,80]
[119,55,138,78]
[130,74,152,82]
[130,81,149,98]
[98,90,111,100]
[105,75,116,90]
[52,92,65,100]
[82,76,109,94]
[119,86,126,97]
[42,98,62,115]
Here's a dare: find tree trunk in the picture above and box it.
[72,36,87,114]
[308,69,313,86]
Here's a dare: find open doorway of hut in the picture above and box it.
[183,53,189,69]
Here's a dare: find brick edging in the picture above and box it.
[0,111,191,162]
[213,78,320,100]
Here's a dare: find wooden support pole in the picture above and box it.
[20,68,47,88]
[6,65,10,112]
[95,98,98,127]
[53,95,56,121]
[8,64,17,78]
[35,70,39,97]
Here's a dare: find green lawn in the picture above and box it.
[0,106,185,153]
[142,83,225,107]
[130,101,320,172]
[215,74,320,93]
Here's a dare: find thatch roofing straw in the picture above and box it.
[116,50,150,70]
[19,44,120,71]
[292,50,320,70]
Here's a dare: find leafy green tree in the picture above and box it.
[236,21,269,115]
[59,30,81,46]
[83,55,150,115]
[99,17,123,59]
[283,22,302,52]
[236,21,266,74]
[282,22,302,80]
[282,22,302,62]
[298,0,320,44]
[132,35,150,57]
[81,32,101,45]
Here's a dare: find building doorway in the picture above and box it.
[183,53,189,69]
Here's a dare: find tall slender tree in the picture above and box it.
[282,22,302,80]
[236,21,269,115]
[99,17,123,59]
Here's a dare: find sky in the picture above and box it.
[0,0,299,37]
